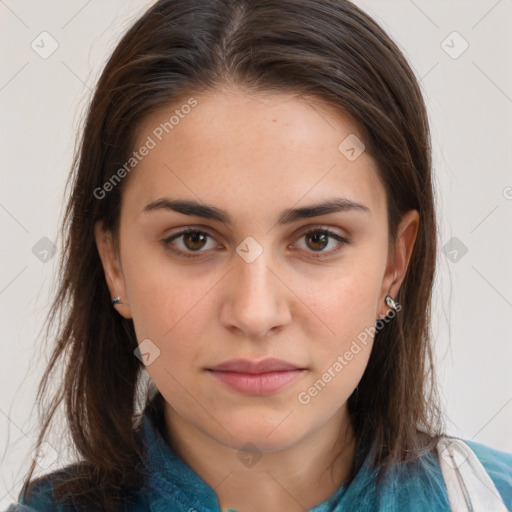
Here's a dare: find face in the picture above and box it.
[95,86,418,452]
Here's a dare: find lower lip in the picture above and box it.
[207,369,304,395]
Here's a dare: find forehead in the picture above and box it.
[123,87,386,222]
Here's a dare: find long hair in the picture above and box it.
[22,0,444,509]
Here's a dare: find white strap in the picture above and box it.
[437,437,508,512]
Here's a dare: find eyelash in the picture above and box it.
[161,226,349,260]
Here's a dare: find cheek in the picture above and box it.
[121,234,207,330]
[296,264,382,396]
[125,260,215,414]
[127,270,212,346]
[122,251,221,378]
[303,263,382,338]
[295,275,378,413]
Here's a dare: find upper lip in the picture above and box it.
[207,358,304,374]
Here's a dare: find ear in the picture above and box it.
[378,210,419,318]
[94,221,132,319]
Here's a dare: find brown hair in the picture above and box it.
[22,0,444,509]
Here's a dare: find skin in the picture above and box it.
[95,86,419,512]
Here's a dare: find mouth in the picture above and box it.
[207,357,304,373]
[205,358,307,395]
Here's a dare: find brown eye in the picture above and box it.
[305,231,329,251]
[182,231,208,251]
[162,228,218,257]
[294,228,349,257]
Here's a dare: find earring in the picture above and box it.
[378,295,398,321]
[112,296,122,305]
[385,295,398,311]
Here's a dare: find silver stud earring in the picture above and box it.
[112,296,122,305]
[385,295,398,311]
[378,295,399,321]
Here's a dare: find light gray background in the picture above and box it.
[1,0,511,506]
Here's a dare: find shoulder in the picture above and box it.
[464,439,512,508]
[4,470,62,512]
[4,464,146,512]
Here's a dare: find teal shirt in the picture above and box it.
[5,402,512,511]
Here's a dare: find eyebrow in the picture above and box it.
[142,197,370,224]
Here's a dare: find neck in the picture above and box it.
[163,403,356,512]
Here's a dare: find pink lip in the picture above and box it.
[208,358,302,373]
[209,370,304,395]
[206,358,306,395]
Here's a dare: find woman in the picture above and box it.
[6,0,512,511]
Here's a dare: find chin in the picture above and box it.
[213,411,306,451]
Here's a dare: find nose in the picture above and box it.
[219,248,292,339]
